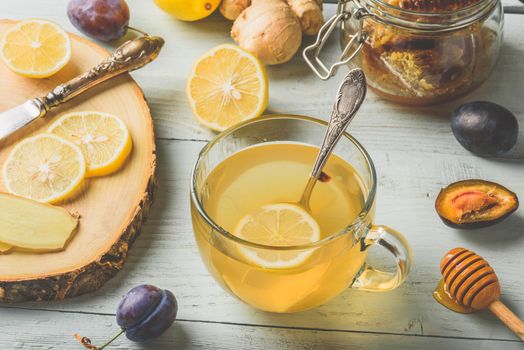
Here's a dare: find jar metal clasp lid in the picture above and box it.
[303,0,368,80]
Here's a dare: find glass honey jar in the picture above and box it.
[304,0,503,105]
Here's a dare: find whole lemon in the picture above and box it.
[154,0,221,21]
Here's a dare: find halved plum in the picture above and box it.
[435,180,519,228]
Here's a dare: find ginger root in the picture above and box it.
[225,0,323,65]
[286,0,324,35]
[0,241,12,254]
[220,0,251,20]
[232,0,303,65]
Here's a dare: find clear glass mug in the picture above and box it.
[190,115,413,313]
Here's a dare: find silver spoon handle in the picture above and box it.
[310,68,367,178]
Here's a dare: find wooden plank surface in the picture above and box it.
[2,307,523,350]
[0,1,523,349]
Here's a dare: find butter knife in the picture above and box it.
[0,35,164,141]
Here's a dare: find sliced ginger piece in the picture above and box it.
[0,193,79,252]
[0,241,12,254]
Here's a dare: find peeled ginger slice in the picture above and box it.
[0,241,12,254]
[0,193,78,252]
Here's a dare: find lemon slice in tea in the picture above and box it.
[234,203,320,268]
[187,44,268,131]
[0,19,71,78]
[3,134,85,203]
[48,111,132,177]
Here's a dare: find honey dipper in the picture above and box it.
[439,247,524,340]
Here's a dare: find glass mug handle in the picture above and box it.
[351,225,413,292]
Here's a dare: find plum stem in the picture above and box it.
[75,329,126,350]
[126,26,149,36]
[98,329,126,350]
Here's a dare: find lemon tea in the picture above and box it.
[192,142,368,312]
[191,116,412,313]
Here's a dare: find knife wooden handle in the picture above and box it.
[34,35,164,115]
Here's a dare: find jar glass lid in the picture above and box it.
[358,0,499,30]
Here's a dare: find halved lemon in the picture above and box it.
[3,134,85,203]
[234,203,321,269]
[0,19,71,78]
[187,44,268,132]
[48,111,132,177]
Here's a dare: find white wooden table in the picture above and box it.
[1,1,523,349]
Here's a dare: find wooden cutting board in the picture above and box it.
[0,20,156,302]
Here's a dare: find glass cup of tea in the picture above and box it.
[190,115,412,313]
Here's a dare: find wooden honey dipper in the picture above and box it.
[438,247,524,341]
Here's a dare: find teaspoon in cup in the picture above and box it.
[297,68,367,211]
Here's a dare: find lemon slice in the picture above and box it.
[3,134,85,203]
[234,203,320,268]
[187,44,268,132]
[48,111,132,177]
[0,19,71,78]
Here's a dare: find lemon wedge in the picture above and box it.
[0,19,71,78]
[234,203,320,268]
[3,134,85,203]
[187,44,268,132]
[48,111,132,177]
